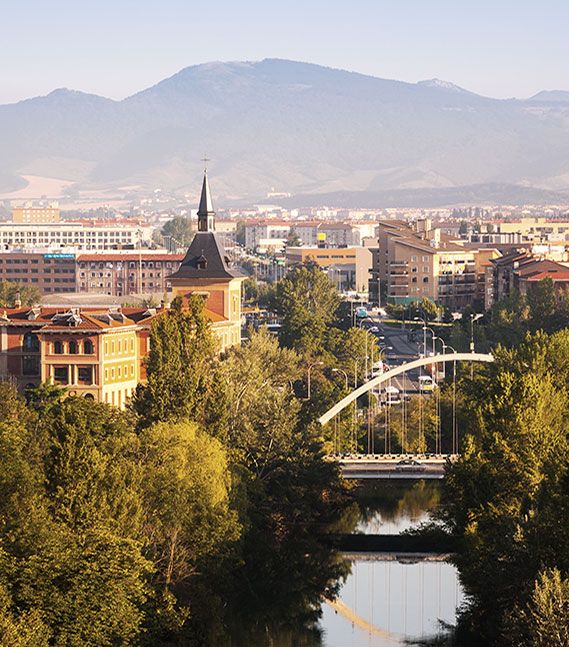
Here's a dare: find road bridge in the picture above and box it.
[319,352,494,426]
[322,351,494,463]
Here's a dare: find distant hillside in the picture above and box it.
[2,59,569,203]
[529,90,569,103]
[279,183,569,209]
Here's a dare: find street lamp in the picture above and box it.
[306,361,324,400]
[332,367,349,391]
[413,316,427,356]
[357,317,374,378]
[470,313,483,352]
[425,326,438,356]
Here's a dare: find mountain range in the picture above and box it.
[2,59,569,206]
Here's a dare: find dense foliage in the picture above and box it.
[0,280,41,307]
[441,331,569,646]
[0,288,352,645]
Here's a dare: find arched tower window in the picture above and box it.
[69,340,78,354]
[84,339,94,354]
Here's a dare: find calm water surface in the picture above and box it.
[318,482,464,647]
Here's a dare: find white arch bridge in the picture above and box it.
[319,352,494,479]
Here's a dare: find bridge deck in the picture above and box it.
[324,533,457,556]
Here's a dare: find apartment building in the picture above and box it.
[0,249,184,297]
[76,252,184,296]
[0,250,77,293]
[0,299,239,407]
[244,222,290,251]
[488,250,569,306]
[369,220,500,309]
[468,218,569,245]
[243,220,378,252]
[0,306,147,406]
[286,246,372,293]
[12,203,60,224]
[0,220,153,250]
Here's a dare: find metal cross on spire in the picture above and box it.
[201,155,211,173]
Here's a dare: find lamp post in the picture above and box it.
[306,361,324,400]
[332,367,349,391]
[425,326,438,356]
[413,316,427,356]
[358,317,373,379]
[470,313,483,378]
[470,313,483,352]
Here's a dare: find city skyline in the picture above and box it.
[3,0,569,104]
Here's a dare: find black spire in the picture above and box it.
[197,171,215,232]
[168,171,244,281]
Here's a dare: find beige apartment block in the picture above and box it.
[370,220,499,309]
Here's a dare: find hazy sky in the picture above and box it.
[2,0,568,103]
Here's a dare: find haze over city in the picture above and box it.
[0,3,568,647]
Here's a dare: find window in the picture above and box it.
[423,266,429,273]
[84,339,94,354]
[78,366,93,385]
[69,340,78,354]
[84,393,95,400]
[22,355,40,376]
[422,256,429,262]
[411,255,417,262]
[54,341,64,354]
[23,332,39,352]
[423,276,429,283]
[53,366,69,384]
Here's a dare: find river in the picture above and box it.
[317,481,464,647]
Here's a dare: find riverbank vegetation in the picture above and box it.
[0,290,356,645]
[440,330,569,646]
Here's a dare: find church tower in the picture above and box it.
[168,171,244,350]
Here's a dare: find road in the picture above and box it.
[362,317,425,393]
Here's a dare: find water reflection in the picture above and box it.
[355,481,441,535]
[318,481,463,647]
[320,560,463,646]
[223,482,462,646]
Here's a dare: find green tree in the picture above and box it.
[0,281,41,307]
[0,580,50,646]
[408,297,441,321]
[132,295,221,428]
[139,420,239,594]
[235,221,246,247]
[274,263,340,352]
[0,389,152,646]
[509,568,569,647]
[15,526,151,647]
[160,216,194,248]
[285,228,302,247]
[324,326,379,386]
[487,291,530,347]
[221,327,301,478]
[441,332,569,644]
